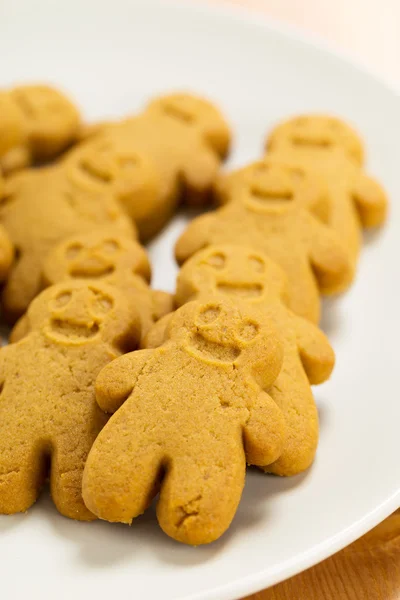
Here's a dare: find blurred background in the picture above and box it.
[202,0,400,87]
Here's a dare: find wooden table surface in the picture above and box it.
[195,1,400,598]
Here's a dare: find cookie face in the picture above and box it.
[176,244,289,308]
[0,280,140,519]
[215,157,330,223]
[64,136,159,240]
[43,229,151,285]
[267,114,364,165]
[176,161,352,323]
[146,93,231,158]
[82,298,285,544]
[0,166,134,322]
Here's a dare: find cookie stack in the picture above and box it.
[0,85,387,546]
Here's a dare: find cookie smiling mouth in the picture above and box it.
[188,333,240,364]
[217,283,263,298]
[50,319,100,339]
[69,264,115,278]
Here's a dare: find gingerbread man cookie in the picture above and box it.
[65,92,231,240]
[82,298,285,545]
[0,84,80,174]
[146,245,335,475]
[176,159,352,323]
[0,280,141,519]
[0,166,134,322]
[266,114,388,265]
[10,230,173,345]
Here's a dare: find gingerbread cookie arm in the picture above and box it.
[175,213,215,265]
[294,315,335,384]
[152,290,174,320]
[157,441,246,545]
[142,313,174,349]
[95,349,152,413]
[2,250,43,323]
[244,390,286,466]
[0,225,14,282]
[305,213,353,295]
[9,314,30,344]
[352,172,388,228]
[181,146,221,206]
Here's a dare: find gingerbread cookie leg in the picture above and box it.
[83,416,165,524]
[50,421,107,521]
[175,213,215,265]
[0,439,48,514]
[352,173,388,228]
[157,442,245,545]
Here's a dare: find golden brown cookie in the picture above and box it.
[0,166,134,322]
[146,245,335,475]
[82,298,285,545]
[266,114,388,265]
[0,279,141,519]
[10,230,173,345]
[65,92,231,241]
[176,159,352,323]
[0,84,80,173]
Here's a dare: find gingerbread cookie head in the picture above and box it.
[26,280,140,351]
[9,84,80,160]
[64,135,159,239]
[266,114,364,165]
[165,299,283,387]
[145,92,231,158]
[176,245,289,308]
[43,230,151,287]
[215,158,330,222]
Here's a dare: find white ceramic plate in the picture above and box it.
[1,1,400,599]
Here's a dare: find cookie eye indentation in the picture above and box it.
[101,239,120,254]
[237,321,259,342]
[90,290,114,315]
[197,305,221,325]
[163,102,195,124]
[291,135,333,149]
[248,255,265,273]
[206,252,226,269]
[78,158,113,184]
[66,243,83,260]
[54,291,72,308]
